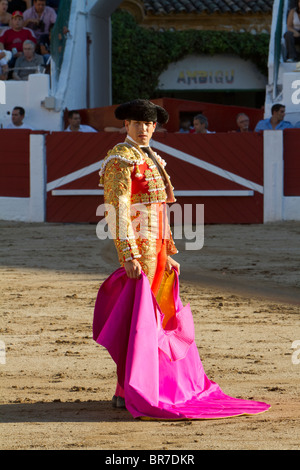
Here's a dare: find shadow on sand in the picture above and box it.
[0,400,133,423]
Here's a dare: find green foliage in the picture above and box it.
[111,10,269,103]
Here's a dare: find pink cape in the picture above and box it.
[93,268,270,419]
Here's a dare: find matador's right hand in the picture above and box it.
[124,259,142,279]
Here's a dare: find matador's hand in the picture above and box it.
[165,256,180,275]
[124,259,142,279]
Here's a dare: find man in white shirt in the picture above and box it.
[64,110,97,133]
[5,106,34,129]
[192,114,215,134]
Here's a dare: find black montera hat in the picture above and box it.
[115,99,169,124]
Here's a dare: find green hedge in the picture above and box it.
[111,10,269,103]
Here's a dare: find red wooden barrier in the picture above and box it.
[283,129,300,196]
[46,131,264,224]
[0,130,31,197]
[2,128,298,224]
[46,132,119,223]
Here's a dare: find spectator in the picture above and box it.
[284,0,300,62]
[7,0,31,14]
[39,20,52,67]
[236,113,251,132]
[23,0,56,47]
[0,0,12,31]
[64,111,98,133]
[0,51,9,79]
[5,106,34,129]
[13,39,43,79]
[254,104,293,131]
[192,114,215,134]
[178,117,192,133]
[0,10,37,69]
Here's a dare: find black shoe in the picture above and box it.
[112,395,118,408]
[112,395,126,409]
[116,396,126,408]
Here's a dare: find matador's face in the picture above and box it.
[125,120,157,146]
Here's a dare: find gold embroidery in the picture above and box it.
[103,159,141,264]
[101,142,177,274]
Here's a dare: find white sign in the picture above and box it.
[159,54,267,91]
[282,73,300,113]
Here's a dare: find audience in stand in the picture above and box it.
[254,104,293,131]
[64,111,98,133]
[5,105,34,129]
[13,38,43,79]
[0,0,61,80]
[0,10,37,71]
[23,0,56,50]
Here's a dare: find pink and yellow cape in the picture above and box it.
[93,268,270,419]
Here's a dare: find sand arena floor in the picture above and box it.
[0,221,299,450]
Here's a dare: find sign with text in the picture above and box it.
[159,54,267,91]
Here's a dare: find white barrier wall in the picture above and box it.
[264,130,300,222]
[0,74,62,131]
[0,134,46,222]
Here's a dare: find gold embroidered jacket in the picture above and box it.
[99,140,177,266]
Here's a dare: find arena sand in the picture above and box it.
[0,220,299,450]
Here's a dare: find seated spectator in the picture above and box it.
[0,10,37,69]
[23,0,56,48]
[254,104,293,131]
[39,20,53,67]
[284,0,300,62]
[0,48,10,78]
[64,111,98,133]
[236,113,251,132]
[5,105,34,129]
[178,117,192,133]
[13,39,43,79]
[7,0,31,14]
[0,50,9,79]
[0,0,12,32]
[192,114,215,134]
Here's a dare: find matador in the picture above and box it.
[98,99,180,407]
